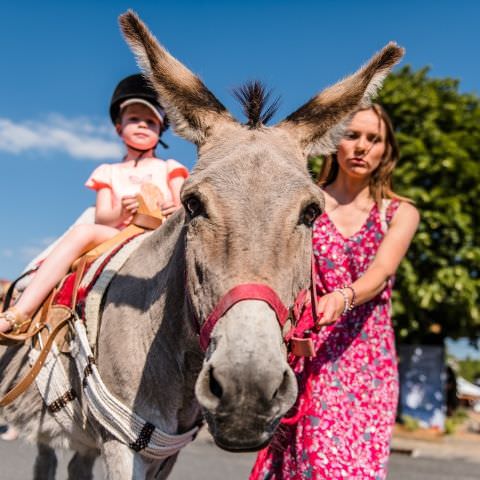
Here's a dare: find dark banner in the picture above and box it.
[398,344,446,429]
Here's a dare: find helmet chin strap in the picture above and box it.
[123,141,157,166]
[121,132,169,160]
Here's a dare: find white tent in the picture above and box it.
[457,376,480,400]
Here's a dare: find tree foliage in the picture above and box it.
[310,66,480,343]
[456,358,480,383]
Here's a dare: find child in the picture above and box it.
[0,74,188,334]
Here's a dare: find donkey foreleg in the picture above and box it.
[102,440,145,479]
[33,442,57,480]
[150,454,178,479]
[102,440,178,480]
[67,448,99,480]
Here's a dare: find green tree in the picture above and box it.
[456,357,480,383]
[310,66,480,343]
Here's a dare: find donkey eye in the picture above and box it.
[184,195,204,219]
[301,203,321,227]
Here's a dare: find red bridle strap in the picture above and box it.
[199,284,289,351]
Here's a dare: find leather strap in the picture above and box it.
[71,257,87,309]
[0,276,66,345]
[0,258,88,405]
[71,186,164,270]
[0,308,72,407]
[132,213,163,230]
[2,268,38,312]
[199,284,289,351]
[196,250,320,356]
[0,317,44,343]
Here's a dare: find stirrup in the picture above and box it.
[0,307,31,334]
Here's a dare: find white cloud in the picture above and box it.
[19,236,58,261]
[19,245,46,261]
[1,237,58,266]
[0,115,123,160]
[1,249,13,258]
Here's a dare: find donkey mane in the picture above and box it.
[233,80,280,128]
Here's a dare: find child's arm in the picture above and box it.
[95,188,137,227]
[170,176,185,208]
[161,176,185,217]
[86,164,144,227]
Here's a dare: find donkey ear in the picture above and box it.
[119,10,237,145]
[277,43,404,158]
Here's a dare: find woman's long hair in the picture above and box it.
[317,103,411,205]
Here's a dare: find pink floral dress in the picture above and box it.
[250,200,400,480]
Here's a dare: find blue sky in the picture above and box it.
[446,338,480,361]
[1,1,479,354]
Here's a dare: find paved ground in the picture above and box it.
[1,433,479,479]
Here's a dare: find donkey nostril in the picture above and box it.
[272,370,290,401]
[209,367,223,399]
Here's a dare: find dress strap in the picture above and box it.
[379,199,391,234]
[379,198,400,234]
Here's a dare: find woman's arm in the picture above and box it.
[316,201,420,325]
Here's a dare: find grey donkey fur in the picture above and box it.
[0,10,403,480]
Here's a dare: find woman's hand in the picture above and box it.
[315,291,347,326]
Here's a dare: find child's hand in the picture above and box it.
[120,195,139,221]
[160,201,179,218]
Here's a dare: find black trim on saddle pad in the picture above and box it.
[129,422,155,452]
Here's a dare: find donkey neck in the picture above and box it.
[96,211,203,434]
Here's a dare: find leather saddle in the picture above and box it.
[0,184,165,406]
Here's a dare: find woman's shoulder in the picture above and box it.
[390,200,420,226]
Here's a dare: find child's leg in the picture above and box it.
[0,224,118,332]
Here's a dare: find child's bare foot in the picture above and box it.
[0,307,31,334]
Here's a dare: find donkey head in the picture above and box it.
[120,11,403,451]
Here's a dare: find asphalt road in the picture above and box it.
[0,436,479,480]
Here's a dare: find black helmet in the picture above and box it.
[109,74,169,132]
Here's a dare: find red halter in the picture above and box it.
[197,257,320,357]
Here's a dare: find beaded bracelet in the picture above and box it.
[334,288,350,315]
[343,285,357,311]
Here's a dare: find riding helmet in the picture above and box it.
[109,74,169,132]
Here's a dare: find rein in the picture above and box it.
[195,255,320,357]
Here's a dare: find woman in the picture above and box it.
[250,104,419,479]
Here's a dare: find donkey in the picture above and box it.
[0,11,403,480]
